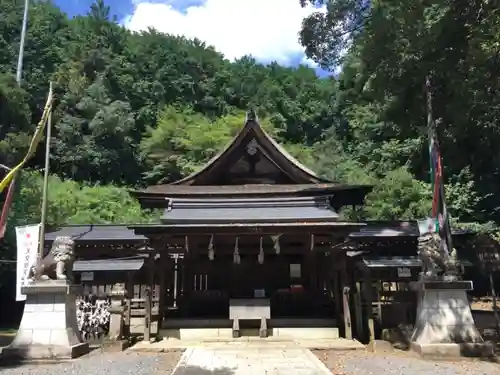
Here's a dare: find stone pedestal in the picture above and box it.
[2,281,89,360]
[104,283,129,351]
[410,278,493,358]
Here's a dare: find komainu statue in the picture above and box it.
[28,236,75,282]
[418,232,460,277]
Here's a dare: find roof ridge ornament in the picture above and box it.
[246,108,257,123]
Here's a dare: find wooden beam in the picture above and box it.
[134,223,361,236]
[156,242,340,255]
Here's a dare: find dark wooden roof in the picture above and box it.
[73,258,145,271]
[349,221,473,240]
[360,256,472,268]
[135,183,371,196]
[45,225,147,244]
[132,113,373,210]
[160,196,339,224]
[45,221,473,245]
[132,184,372,209]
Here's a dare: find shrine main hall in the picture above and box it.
[45,113,471,343]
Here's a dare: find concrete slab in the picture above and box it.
[171,347,333,375]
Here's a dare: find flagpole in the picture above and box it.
[16,0,29,86]
[0,0,29,240]
[38,82,53,260]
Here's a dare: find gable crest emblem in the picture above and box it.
[246,138,258,156]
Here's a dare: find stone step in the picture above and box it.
[129,337,365,351]
[159,327,339,341]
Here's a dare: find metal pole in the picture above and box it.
[38,82,53,259]
[16,0,29,86]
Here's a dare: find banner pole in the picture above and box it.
[38,82,53,260]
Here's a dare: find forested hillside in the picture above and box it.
[0,0,498,258]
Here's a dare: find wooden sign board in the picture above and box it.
[397,267,411,278]
[81,271,94,281]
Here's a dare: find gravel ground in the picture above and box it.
[314,348,500,375]
[0,350,183,375]
[1,347,499,375]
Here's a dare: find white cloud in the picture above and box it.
[123,0,323,67]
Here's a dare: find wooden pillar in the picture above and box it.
[124,271,133,338]
[362,269,375,351]
[331,253,342,323]
[143,251,155,342]
[340,253,352,340]
[158,252,167,325]
[183,238,195,316]
[342,286,352,340]
[354,280,364,340]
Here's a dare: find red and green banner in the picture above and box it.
[428,131,454,255]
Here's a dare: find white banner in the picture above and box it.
[15,224,40,301]
[417,217,435,235]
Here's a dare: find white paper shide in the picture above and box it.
[15,224,40,301]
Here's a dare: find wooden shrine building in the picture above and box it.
[45,113,474,342]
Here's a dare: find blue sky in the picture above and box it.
[53,0,329,76]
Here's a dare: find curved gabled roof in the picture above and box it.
[173,112,331,185]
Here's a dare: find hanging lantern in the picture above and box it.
[233,236,241,264]
[270,234,282,255]
[258,237,264,264]
[208,235,215,260]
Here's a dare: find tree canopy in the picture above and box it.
[1,0,499,262]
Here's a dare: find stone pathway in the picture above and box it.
[171,347,332,375]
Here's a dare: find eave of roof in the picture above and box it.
[134,183,373,196]
[348,221,474,240]
[130,184,373,211]
[129,221,366,235]
[73,258,145,272]
[45,224,147,244]
[360,256,473,268]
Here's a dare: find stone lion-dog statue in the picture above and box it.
[28,236,75,282]
[418,232,460,277]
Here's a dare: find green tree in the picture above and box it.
[140,106,279,183]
